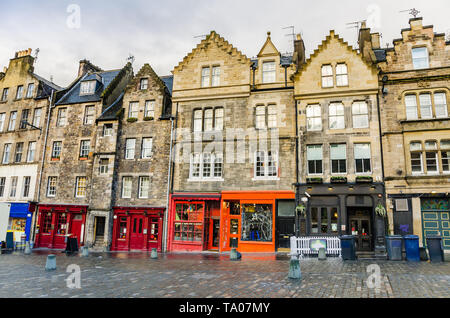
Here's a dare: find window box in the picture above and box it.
[127,117,138,123]
[51,157,60,162]
[143,116,154,121]
[356,176,373,183]
[330,176,347,184]
[307,177,323,184]
[79,157,88,161]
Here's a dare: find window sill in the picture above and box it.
[188,178,224,182]
[252,177,280,181]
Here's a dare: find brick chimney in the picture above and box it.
[78,59,102,78]
[293,34,306,70]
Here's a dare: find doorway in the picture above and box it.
[130,215,144,250]
[348,209,373,251]
[94,217,106,245]
[209,219,220,250]
[276,200,296,250]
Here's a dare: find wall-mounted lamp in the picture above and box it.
[328,186,334,191]
[382,75,388,96]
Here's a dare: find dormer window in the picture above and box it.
[80,80,96,95]
[262,61,276,83]
[412,47,429,70]
[140,78,148,90]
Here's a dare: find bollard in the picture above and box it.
[81,246,89,257]
[45,254,57,271]
[318,248,326,260]
[150,248,158,259]
[230,248,242,261]
[288,256,302,279]
[24,242,32,255]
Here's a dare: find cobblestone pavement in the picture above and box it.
[0,250,449,298]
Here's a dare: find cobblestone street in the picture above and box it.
[0,250,449,298]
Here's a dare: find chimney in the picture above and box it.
[293,34,306,70]
[409,17,423,30]
[78,59,102,78]
[371,33,381,49]
[14,48,32,58]
[358,23,374,63]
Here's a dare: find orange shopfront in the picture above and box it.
[220,191,295,253]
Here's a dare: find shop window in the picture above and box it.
[174,203,204,242]
[229,202,241,216]
[42,212,52,234]
[11,218,26,232]
[149,218,159,241]
[118,217,127,239]
[331,208,339,234]
[241,204,272,242]
[311,207,339,235]
[56,213,67,235]
[311,208,319,234]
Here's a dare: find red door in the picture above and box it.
[130,215,144,250]
[70,214,83,247]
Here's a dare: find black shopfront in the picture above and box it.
[294,182,387,255]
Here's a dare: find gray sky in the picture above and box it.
[1,0,448,87]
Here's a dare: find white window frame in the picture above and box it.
[14,142,23,163]
[354,143,372,174]
[80,80,96,95]
[425,141,439,175]
[267,105,277,128]
[253,151,279,180]
[138,176,150,199]
[329,103,345,130]
[211,66,220,87]
[201,67,210,88]
[306,105,322,131]
[1,88,9,101]
[214,108,224,131]
[412,47,429,70]
[22,176,31,198]
[26,83,34,98]
[79,140,90,158]
[52,141,62,159]
[193,110,203,132]
[84,106,95,125]
[141,138,153,159]
[75,176,87,198]
[103,124,113,137]
[204,109,213,131]
[321,65,334,88]
[16,86,23,99]
[256,106,266,129]
[189,153,224,181]
[47,177,57,197]
[9,176,18,198]
[330,144,347,174]
[140,78,149,90]
[2,144,11,164]
[441,141,450,173]
[128,102,139,119]
[262,61,276,84]
[307,145,324,176]
[352,102,369,128]
[419,94,433,119]
[336,63,348,87]
[27,141,36,162]
[0,113,5,132]
[99,158,109,175]
[56,108,67,127]
[8,111,17,131]
[121,176,132,198]
[434,92,448,118]
[144,100,155,118]
[0,177,5,197]
[125,139,136,160]
[405,95,418,120]
[410,142,423,175]
[33,108,42,128]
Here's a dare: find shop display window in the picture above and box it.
[149,218,159,241]
[241,204,272,242]
[118,217,127,239]
[56,213,67,235]
[174,203,204,242]
[11,218,26,232]
[42,212,52,234]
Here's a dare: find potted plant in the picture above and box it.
[127,117,138,123]
[143,116,154,121]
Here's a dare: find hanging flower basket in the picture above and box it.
[296,204,306,217]
[375,203,387,218]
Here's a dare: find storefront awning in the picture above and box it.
[9,203,30,219]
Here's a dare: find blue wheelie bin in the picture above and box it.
[404,235,420,262]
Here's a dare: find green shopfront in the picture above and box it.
[421,198,450,250]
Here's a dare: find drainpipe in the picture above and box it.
[294,99,300,237]
[31,89,54,244]
[376,88,388,238]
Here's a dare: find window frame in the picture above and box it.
[83,105,95,125]
[354,143,372,174]
[254,151,278,180]
[321,65,334,88]
[262,61,276,84]
[307,145,323,176]
[47,176,57,197]
[330,144,347,174]
[75,176,87,198]
[412,47,429,70]
[51,141,62,160]
[329,103,345,130]
[125,138,136,160]
[121,176,133,198]
[335,63,348,87]
[138,176,150,199]
[79,80,96,95]
[79,140,91,159]
[26,83,34,98]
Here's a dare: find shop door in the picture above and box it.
[349,216,372,251]
[70,214,83,247]
[422,211,450,250]
[276,200,296,250]
[209,219,220,250]
[221,201,240,252]
[130,215,144,250]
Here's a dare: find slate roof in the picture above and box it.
[250,54,293,69]
[56,70,121,105]
[373,49,387,63]
[161,75,173,95]
[97,92,124,122]
[32,73,63,99]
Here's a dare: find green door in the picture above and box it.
[422,199,450,250]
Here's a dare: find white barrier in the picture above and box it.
[290,236,341,257]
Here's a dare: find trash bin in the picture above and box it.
[404,235,420,262]
[426,236,444,263]
[340,235,356,260]
[385,235,403,261]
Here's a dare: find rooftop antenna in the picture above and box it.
[194,34,208,39]
[33,48,40,61]
[399,8,420,18]
[282,26,296,54]
[346,20,366,48]
[127,54,135,65]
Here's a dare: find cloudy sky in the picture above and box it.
[1,0,448,87]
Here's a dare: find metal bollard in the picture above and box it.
[150,248,158,259]
[45,254,57,271]
[318,248,326,260]
[230,248,241,261]
[24,242,32,255]
[81,246,89,257]
[288,256,302,279]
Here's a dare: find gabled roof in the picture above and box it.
[294,30,377,79]
[173,31,251,73]
[131,63,170,95]
[97,92,124,122]
[56,69,121,105]
[257,32,280,57]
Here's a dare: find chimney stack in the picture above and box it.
[293,34,306,71]
[358,24,375,63]
[78,59,102,78]
[15,48,32,58]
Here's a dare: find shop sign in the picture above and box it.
[310,239,327,251]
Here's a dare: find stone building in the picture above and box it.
[35,60,133,250]
[169,31,298,253]
[105,64,173,252]
[0,49,61,246]
[370,17,450,250]
[293,30,387,257]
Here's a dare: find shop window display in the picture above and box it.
[56,213,67,235]
[241,204,272,242]
[149,219,159,241]
[42,212,52,234]
[174,203,204,242]
[118,217,127,239]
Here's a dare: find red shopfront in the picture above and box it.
[111,207,164,252]
[35,205,87,249]
[167,193,221,252]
